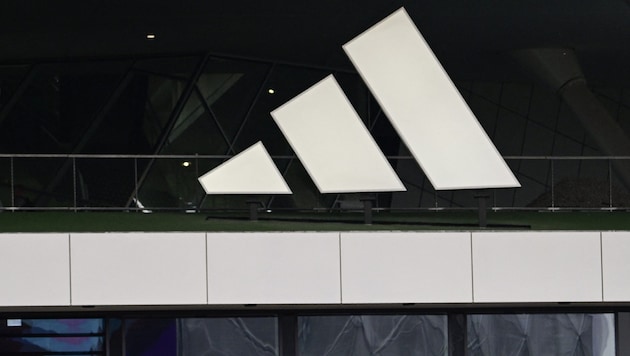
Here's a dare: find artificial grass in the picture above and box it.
[0,210,629,232]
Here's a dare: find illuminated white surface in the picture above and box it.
[341,232,472,303]
[343,8,519,190]
[0,230,623,308]
[602,232,630,301]
[207,232,341,304]
[198,141,291,194]
[0,234,70,306]
[271,75,405,193]
[472,231,602,303]
[71,233,207,305]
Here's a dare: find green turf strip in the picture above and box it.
[0,211,628,232]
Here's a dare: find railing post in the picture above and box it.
[434,189,438,209]
[194,154,201,212]
[551,159,555,210]
[10,157,14,209]
[609,159,613,209]
[134,158,139,213]
[73,157,77,212]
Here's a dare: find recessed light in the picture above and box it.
[146,33,156,40]
[7,319,22,327]
[268,88,275,94]
[182,161,191,167]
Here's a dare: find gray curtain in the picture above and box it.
[178,317,278,356]
[467,314,614,356]
[298,315,448,356]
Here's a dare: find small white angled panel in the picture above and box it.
[343,8,519,190]
[271,75,405,193]
[198,141,291,194]
[0,233,70,306]
[341,232,472,303]
[602,232,630,301]
[207,232,341,304]
[472,231,602,303]
[71,233,207,305]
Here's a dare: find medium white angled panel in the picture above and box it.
[602,232,630,301]
[271,75,405,193]
[207,232,341,304]
[472,231,602,303]
[198,141,291,194]
[341,232,472,304]
[71,233,206,305]
[0,233,70,306]
[343,8,520,190]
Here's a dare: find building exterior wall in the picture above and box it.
[2,230,629,309]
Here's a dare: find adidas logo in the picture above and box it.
[198,8,520,196]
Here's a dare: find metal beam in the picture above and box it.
[0,64,37,126]
[195,86,235,155]
[514,48,630,190]
[35,63,136,206]
[227,63,275,153]
[125,54,210,207]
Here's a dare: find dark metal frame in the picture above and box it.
[0,305,624,356]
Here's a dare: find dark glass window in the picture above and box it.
[0,319,104,355]
[467,314,615,356]
[298,315,447,356]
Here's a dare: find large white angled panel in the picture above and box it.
[271,75,405,193]
[341,232,472,303]
[602,232,630,301]
[343,8,519,190]
[0,233,70,306]
[207,232,341,304]
[71,233,206,305]
[472,231,602,303]
[198,141,291,194]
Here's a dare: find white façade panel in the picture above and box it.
[472,231,602,303]
[271,75,405,193]
[602,232,630,301]
[207,232,341,304]
[341,232,472,303]
[71,233,206,305]
[343,8,520,190]
[198,141,291,194]
[0,234,70,306]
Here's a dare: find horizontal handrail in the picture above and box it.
[0,155,628,212]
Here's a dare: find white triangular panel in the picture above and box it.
[343,8,520,190]
[271,75,405,194]
[198,142,291,194]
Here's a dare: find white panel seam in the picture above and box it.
[68,233,73,306]
[470,231,475,303]
[205,232,209,305]
[599,231,605,302]
[338,232,343,304]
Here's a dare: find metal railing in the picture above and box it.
[0,154,629,212]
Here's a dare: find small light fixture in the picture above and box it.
[7,319,22,327]
[267,88,275,94]
[182,161,191,167]
[146,33,156,40]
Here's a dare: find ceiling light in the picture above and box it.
[268,88,275,94]
[146,33,156,40]
[182,161,191,167]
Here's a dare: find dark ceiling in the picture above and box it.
[0,0,629,84]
